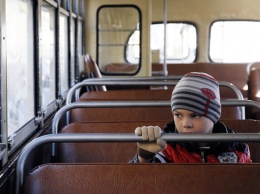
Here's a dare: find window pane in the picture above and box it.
[60,13,69,93]
[151,23,196,63]
[126,30,140,64]
[210,21,260,62]
[42,2,56,109]
[78,21,83,55]
[127,23,197,64]
[6,0,34,136]
[98,6,140,75]
[78,21,84,75]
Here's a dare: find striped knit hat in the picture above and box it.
[171,72,221,123]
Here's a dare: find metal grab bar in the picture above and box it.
[66,79,244,104]
[16,132,260,194]
[53,99,259,135]
[51,99,260,158]
[80,76,183,82]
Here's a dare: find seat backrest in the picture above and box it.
[70,106,173,123]
[70,104,243,123]
[84,54,107,91]
[152,62,248,98]
[58,121,167,162]
[58,120,260,163]
[79,89,172,101]
[105,63,138,73]
[222,119,260,163]
[248,67,260,119]
[23,163,260,194]
[74,90,244,121]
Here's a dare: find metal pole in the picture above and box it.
[163,0,168,76]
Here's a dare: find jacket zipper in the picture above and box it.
[199,147,210,163]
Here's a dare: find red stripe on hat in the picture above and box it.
[203,99,210,117]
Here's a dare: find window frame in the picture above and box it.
[96,4,142,76]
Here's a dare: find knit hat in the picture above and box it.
[171,72,221,123]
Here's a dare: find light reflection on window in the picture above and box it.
[59,14,69,93]
[210,21,260,63]
[6,0,34,136]
[41,2,56,109]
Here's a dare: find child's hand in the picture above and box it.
[135,126,166,159]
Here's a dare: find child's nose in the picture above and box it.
[182,117,193,128]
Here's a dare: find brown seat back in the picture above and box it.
[23,164,260,194]
[58,121,167,163]
[152,62,248,98]
[77,90,244,120]
[70,106,173,123]
[58,120,260,163]
[248,67,260,119]
[223,119,260,163]
[84,54,107,91]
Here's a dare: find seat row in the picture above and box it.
[17,132,260,194]
[16,57,260,193]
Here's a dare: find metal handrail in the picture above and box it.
[66,78,244,104]
[16,132,260,194]
[53,99,259,135]
[51,99,260,158]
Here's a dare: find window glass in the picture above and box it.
[72,0,78,14]
[42,1,56,109]
[97,6,140,75]
[6,0,34,136]
[78,21,84,75]
[210,21,260,62]
[127,23,196,64]
[59,13,69,93]
[78,0,84,17]
[150,23,196,63]
[78,21,83,55]
[60,0,68,10]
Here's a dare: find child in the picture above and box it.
[130,72,252,163]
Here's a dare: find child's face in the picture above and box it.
[173,109,214,134]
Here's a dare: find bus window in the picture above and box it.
[59,12,69,94]
[97,5,141,75]
[127,22,197,64]
[6,0,35,136]
[78,21,83,56]
[210,21,260,63]
[41,1,56,110]
[150,23,197,63]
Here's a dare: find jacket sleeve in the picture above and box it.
[129,152,168,163]
[237,144,252,163]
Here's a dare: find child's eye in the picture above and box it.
[192,114,201,119]
[174,113,181,118]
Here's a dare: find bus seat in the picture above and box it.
[23,164,260,194]
[84,54,107,91]
[152,62,248,98]
[79,89,173,101]
[248,67,260,119]
[69,105,242,124]
[105,63,138,73]
[58,121,166,163]
[72,90,244,121]
[58,120,260,163]
[222,119,260,163]
[70,106,172,123]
